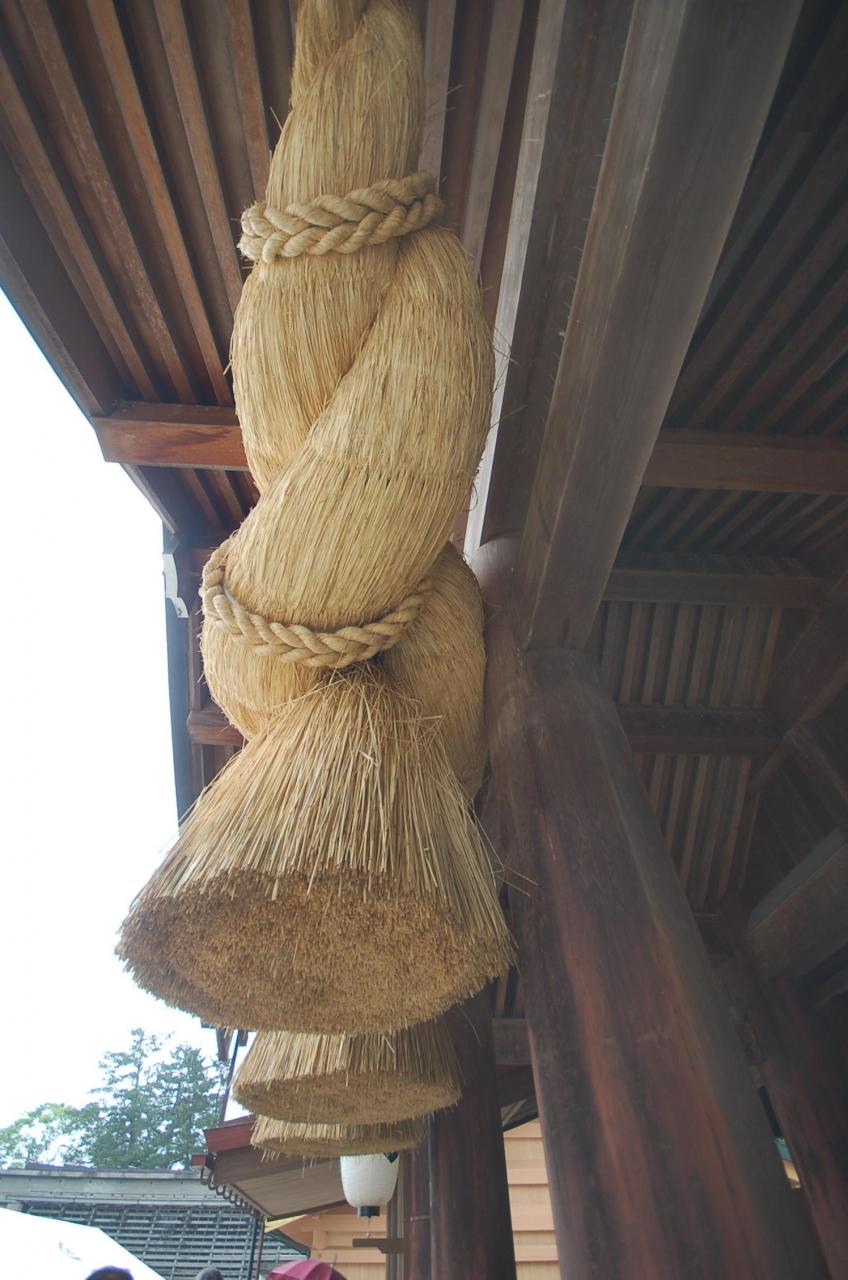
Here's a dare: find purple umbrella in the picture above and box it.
[267,1262,349,1280]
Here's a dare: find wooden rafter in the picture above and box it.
[186,706,244,748]
[768,571,848,727]
[747,830,848,980]
[93,403,848,506]
[645,430,848,495]
[606,553,821,609]
[785,718,848,836]
[619,707,780,758]
[151,0,244,315]
[458,0,524,272]
[93,403,246,470]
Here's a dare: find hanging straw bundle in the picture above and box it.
[118,0,511,1033]
[233,1021,459,1125]
[253,1114,424,1159]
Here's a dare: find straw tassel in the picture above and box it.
[253,1114,424,1159]
[118,0,512,1034]
[234,1021,460,1125]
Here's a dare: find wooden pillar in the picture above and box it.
[719,895,848,1277]
[402,1137,431,1280]
[429,990,516,1280]
[759,977,848,1278]
[478,542,823,1279]
[386,1167,401,1280]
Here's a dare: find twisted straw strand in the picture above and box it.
[202,540,430,668]
[240,172,443,261]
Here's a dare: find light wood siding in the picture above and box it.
[281,1206,387,1278]
[506,1121,558,1277]
[279,1120,557,1277]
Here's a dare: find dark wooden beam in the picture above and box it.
[477,537,821,1279]
[418,0,455,180]
[757,977,848,1279]
[767,571,848,727]
[93,404,848,504]
[385,1144,401,1280]
[351,1237,403,1255]
[786,718,848,836]
[809,959,848,1009]
[468,0,634,552]
[747,830,848,980]
[402,1140,431,1280]
[458,1,523,272]
[491,1017,529,1066]
[619,706,780,757]
[186,707,244,748]
[718,899,848,1279]
[605,553,821,610]
[744,572,848,799]
[511,0,802,650]
[644,430,848,494]
[93,402,246,470]
[496,1066,536,1111]
[164,592,195,822]
[429,991,516,1280]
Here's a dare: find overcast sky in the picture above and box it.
[0,292,225,1124]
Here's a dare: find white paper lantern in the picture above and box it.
[340,1152,400,1218]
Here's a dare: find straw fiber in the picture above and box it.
[118,0,511,1032]
[119,672,508,1031]
[233,1021,459,1124]
[253,1114,424,1159]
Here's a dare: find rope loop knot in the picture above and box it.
[239,172,443,261]
[202,540,430,669]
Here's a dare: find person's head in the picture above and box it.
[85,1270,133,1280]
[196,1270,224,1280]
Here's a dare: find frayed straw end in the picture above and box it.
[118,671,513,1032]
[233,1021,460,1123]
[252,1114,424,1158]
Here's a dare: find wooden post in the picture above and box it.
[386,1164,401,1280]
[719,896,848,1277]
[477,540,823,1280]
[402,1137,431,1280]
[757,978,848,1278]
[429,990,516,1280]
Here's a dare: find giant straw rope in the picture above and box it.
[118,0,512,1036]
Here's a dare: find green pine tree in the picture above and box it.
[0,1102,96,1167]
[84,1028,164,1168]
[152,1044,227,1169]
[0,1030,226,1170]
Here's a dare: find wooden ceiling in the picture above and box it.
[1,0,846,1026]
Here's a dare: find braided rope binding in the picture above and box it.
[202,540,430,669]
[239,172,443,262]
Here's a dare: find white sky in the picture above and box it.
[0,293,224,1125]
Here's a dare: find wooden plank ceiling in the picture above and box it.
[1,0,846,1010]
